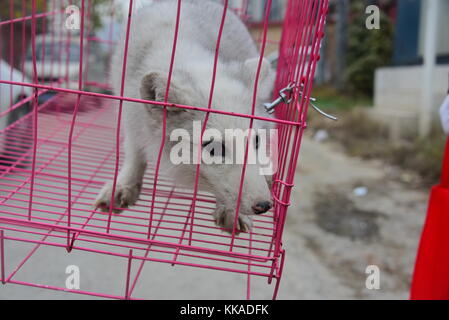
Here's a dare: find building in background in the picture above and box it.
[372,0,449,137]
[246,0,287,22]
[211,0,287,22]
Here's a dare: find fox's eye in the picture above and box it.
[202,140,225,158]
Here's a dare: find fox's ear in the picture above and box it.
[140,72,189,110]
[244,57,275,93]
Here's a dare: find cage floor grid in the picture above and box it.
[0,94,282,299]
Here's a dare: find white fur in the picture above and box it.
[95,0,275,233]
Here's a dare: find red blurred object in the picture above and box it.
[411,139,449,300]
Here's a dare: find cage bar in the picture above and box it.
[0,0,328,299]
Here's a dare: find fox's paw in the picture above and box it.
[213,205,253,234]
[94,181,141,214]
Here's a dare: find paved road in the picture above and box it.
[0,135,427,299]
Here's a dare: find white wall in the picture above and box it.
[373,65,449,115]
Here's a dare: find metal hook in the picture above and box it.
[298,83,338,121]
[264,82,296,114]
[264,82,338,121]
[310,102,338,121]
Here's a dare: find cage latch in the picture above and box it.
[265,83,338,121]
[264,83,296,114]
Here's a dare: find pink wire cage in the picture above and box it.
[0,0,328,299]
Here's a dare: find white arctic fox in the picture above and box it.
[95,0,275,233]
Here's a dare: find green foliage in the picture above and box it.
[345,1,394,96]
[71,0,111,31]
[0,1,45,19]
[313,85,373,110]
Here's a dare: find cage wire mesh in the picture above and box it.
[0,0,328,299]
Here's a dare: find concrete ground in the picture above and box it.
[0,133,428,300]
[283,136,427,299]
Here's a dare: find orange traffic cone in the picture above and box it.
[411,139,449,300]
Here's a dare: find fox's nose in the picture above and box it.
[252,201,272,215]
